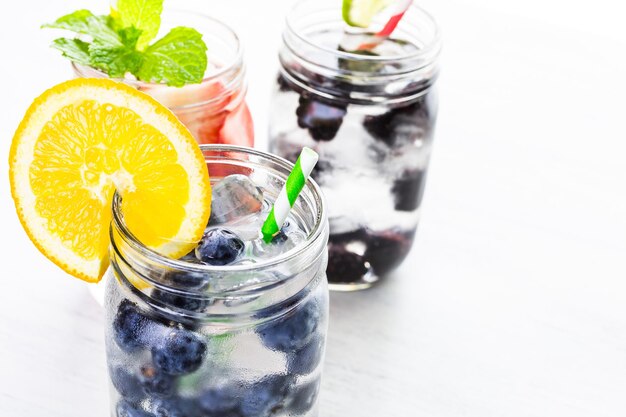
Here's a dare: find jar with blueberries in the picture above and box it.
[269,0,441,290]
[105,146,329,417]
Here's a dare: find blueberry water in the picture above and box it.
[106,169,329,417]
[270,18,440,288]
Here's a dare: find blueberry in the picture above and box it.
[110,367,144,405]
[240,374,294,417]
[257,299,320,352]
[153,397,198,417]
[162,258,209,290]
[287,336,324,375]
[364,230,414,276]
[152,329,207,375]
[287,379,320,415]
[199,384,243,416]
[195,228,244,266]
[326,244,369,284]
[296,96,347,141]
[116,400,153,417]
[139,364,175,398]
[113,300,158,352]
[163,270,208,290]
[151,288,211,313]
[363,99,431,148]
[391,169,425,212]
[277,73,292,92]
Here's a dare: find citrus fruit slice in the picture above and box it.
[9,78,211,282]
[342,0,394,28]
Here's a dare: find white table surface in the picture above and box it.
[1,1,625,416]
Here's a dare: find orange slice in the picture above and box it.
[9,78,211,282]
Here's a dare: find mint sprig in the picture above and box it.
[115,0,164,51]
[43,0,208,87]
[137,27,208,87]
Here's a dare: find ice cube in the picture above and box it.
[210,175,264,224]
[251,221,307,259]
[224,214,265,241]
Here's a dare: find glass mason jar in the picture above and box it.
[73,9,254,146]
[269,0,441,290]
[104,146,329,417]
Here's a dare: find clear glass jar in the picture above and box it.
[105,146,329,417]
[73,9,254,146]
[269,0,441,290]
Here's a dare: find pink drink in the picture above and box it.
[72,10,254,147]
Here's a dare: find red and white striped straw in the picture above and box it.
[357,0,414,51]
[376,0,413,37]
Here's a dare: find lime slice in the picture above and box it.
[342,0,394,28]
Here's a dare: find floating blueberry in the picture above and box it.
[110,367,144,405]
[195,228,244,266]
[116,400,153,417]
[296,96,347,141]
[139,364,175,398]
[363,98,431,148]
[391,169,425,212]
[152,329,207,375]
[151,288,211,313]
[364,230,414,276]
[287,336,324,375]
[326,244,369,284]
[113,300,159,352]
[240,374,294,417]
[257,299,320,352]
[199,384,243,416]
[287,379,320,415]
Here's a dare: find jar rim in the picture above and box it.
[111,144,328,280]
[284,0,442,65]
[71,8,245,111]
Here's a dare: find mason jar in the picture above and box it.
[104,146,329,417]
[73,9,254,146]
[269,0,441,290]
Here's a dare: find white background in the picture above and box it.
[1,0,626,416]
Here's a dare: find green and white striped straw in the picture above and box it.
[262,147,319,243]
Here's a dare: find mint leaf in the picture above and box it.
[50,38,92,66]
[118,26,143,48]
[137,27,207,87]
[89,45,143,77]
[43,10,120,47]
[89,27,144,77]
[115,0,163,50]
